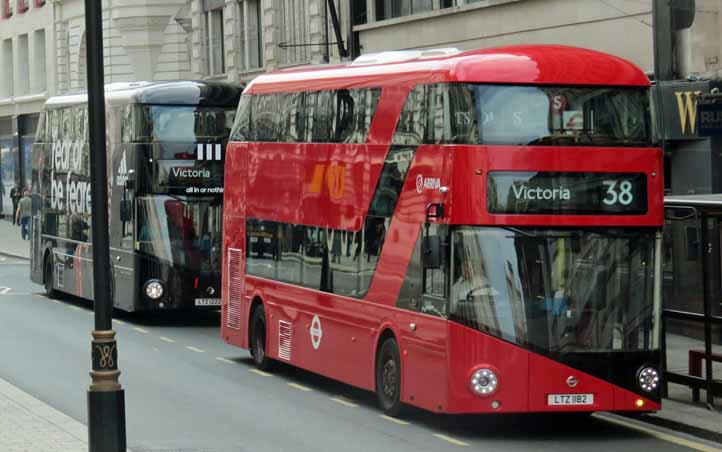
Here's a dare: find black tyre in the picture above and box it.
[376,337,403,416]
[43,254,57,299]
[250,306,273,371]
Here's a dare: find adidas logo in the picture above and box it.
[116,150,128,187]
[197,143,223,161]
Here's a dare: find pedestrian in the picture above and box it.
[15,189,32,240]
[10,185,21,224]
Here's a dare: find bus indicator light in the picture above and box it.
[635,399,645,408]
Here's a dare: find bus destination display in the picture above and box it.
[487,171,647,215]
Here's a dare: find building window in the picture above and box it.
[238,0,263,71]
[1,0,13,18]
[203,0,225,75]
[1,39,12,98]
[375,0,433,20]
[278,0,311,66]
[16,0,27,13]
[18,34,30,95]
[33,29,46,91]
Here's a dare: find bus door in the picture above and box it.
[110,143,137,311]
[395,224,449,411]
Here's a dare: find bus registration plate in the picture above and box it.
[547,394,594,406]
[195,298,221,306]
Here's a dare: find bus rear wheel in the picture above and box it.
[43,254,57,299]
[250,306,273,371]
[376,337,403,417]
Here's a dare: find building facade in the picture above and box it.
[1,0,721,218]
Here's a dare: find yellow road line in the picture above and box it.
[287,383,312,392]
[186,346,205,353]
[249,369,273,377]
[159,337,176,343]
[380,415,410,425]
[432,434,468,447]
[133,327,149,333]
[597,415,722,452]
[330,397,358,408]
[216,357,234,364]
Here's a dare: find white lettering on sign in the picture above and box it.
[172,167,211,179]
[49,140,92,215]
[511,184,571,201]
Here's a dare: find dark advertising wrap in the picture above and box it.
[50,139,92,215]
[487,171,647,215]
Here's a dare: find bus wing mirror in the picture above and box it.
[422,235,441,269]
[120,199,132,223]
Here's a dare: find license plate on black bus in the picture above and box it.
[195,298,221,306]
[547,394,594,406]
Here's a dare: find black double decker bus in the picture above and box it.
[30,81,242,311]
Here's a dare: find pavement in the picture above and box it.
[0,376,88,452]
[0,216,720,451]
[0,217,30,259]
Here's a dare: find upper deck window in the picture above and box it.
[230,88,381,144]
[121,105,236,158]
[394,83,652,147]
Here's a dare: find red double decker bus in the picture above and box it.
[221,45,663,415]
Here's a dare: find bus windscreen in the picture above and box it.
[136,195,222,272]
[449,227,657,354]
[124,105,236,156]
[404,84,652,147]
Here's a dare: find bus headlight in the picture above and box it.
[144,280,164,300]
[637,366,659,392]
[470,368,498,397]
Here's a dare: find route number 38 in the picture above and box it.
[602,180,634,206]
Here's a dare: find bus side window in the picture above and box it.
[397,228,423,312]
[312,91,334,143]
[422,223,448,317]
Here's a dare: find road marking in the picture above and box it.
[216,357,234,364]
[186,346,205,353]
[330,397,358,408]
[380,415,410,425]
[69,305,82,311]
[249,369,273,377]
[0,287,11,295]
[112,319,125,325]
[432,434,468,447]
[597,414,722,452]
[133,327,149,334]
[159,336,176,343]
[287,383,312,392]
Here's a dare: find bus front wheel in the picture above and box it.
[250,306,273,371]
[376,337,403,417]
[43,254,57,299]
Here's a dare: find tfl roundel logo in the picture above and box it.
[416,174,424,193]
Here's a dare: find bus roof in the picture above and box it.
[44,80,243,109]
[247,45,650,94]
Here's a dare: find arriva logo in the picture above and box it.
[116,150,128,187]
[416,175,441,193]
